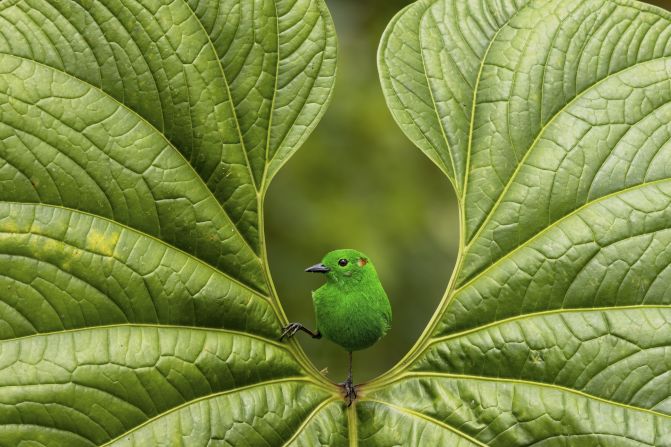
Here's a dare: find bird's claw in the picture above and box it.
[339,377,357,407]
[279,322,303,341]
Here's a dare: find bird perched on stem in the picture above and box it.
[280,249,392,406]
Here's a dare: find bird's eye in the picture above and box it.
[338,259,348,267]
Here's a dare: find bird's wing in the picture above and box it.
[383,299,392,333]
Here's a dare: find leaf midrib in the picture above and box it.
[182,0,261,196]
[364,398,486,446]
[392,372,671,421]
[428,304,671,346]
[100,377,317,446]
[262,0,281,190]
[464,53,671,249]
[0,323,287,349]
[455,176,671,292]
[0,52,263,264]
[0,201,267,300]
[460,3,521,205]
[280,397,338,447]
[418,6,463,193]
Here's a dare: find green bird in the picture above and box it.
[280,249,392,405]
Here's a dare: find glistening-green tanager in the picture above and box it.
[280,249,392,405]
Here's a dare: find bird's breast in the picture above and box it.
[313,290,389,352]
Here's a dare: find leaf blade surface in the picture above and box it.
[0,0,339,445]
[376,0,671,444]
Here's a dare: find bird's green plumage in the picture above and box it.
[311,249,392,352]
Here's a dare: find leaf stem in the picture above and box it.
[363,196,467,389]
[347,403,358,447]
[258,194,335,388]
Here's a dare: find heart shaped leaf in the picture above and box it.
[374,0,671,444]
[0,0,343,445]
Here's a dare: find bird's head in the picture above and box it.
[305,248,377,285]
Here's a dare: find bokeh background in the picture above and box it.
[265,0,671,383]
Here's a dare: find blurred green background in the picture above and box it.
[265,0,671,383]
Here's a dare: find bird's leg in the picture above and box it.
[279,323,322,341]
[340,351,357,406]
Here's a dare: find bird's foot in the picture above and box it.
[339,377,357,407]
[279,322,303,341]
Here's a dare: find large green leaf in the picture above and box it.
[375,0,671,444]
[0,0,343,445]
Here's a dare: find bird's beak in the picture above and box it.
[305,263,330,273]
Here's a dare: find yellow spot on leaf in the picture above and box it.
[86,228,119,257]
